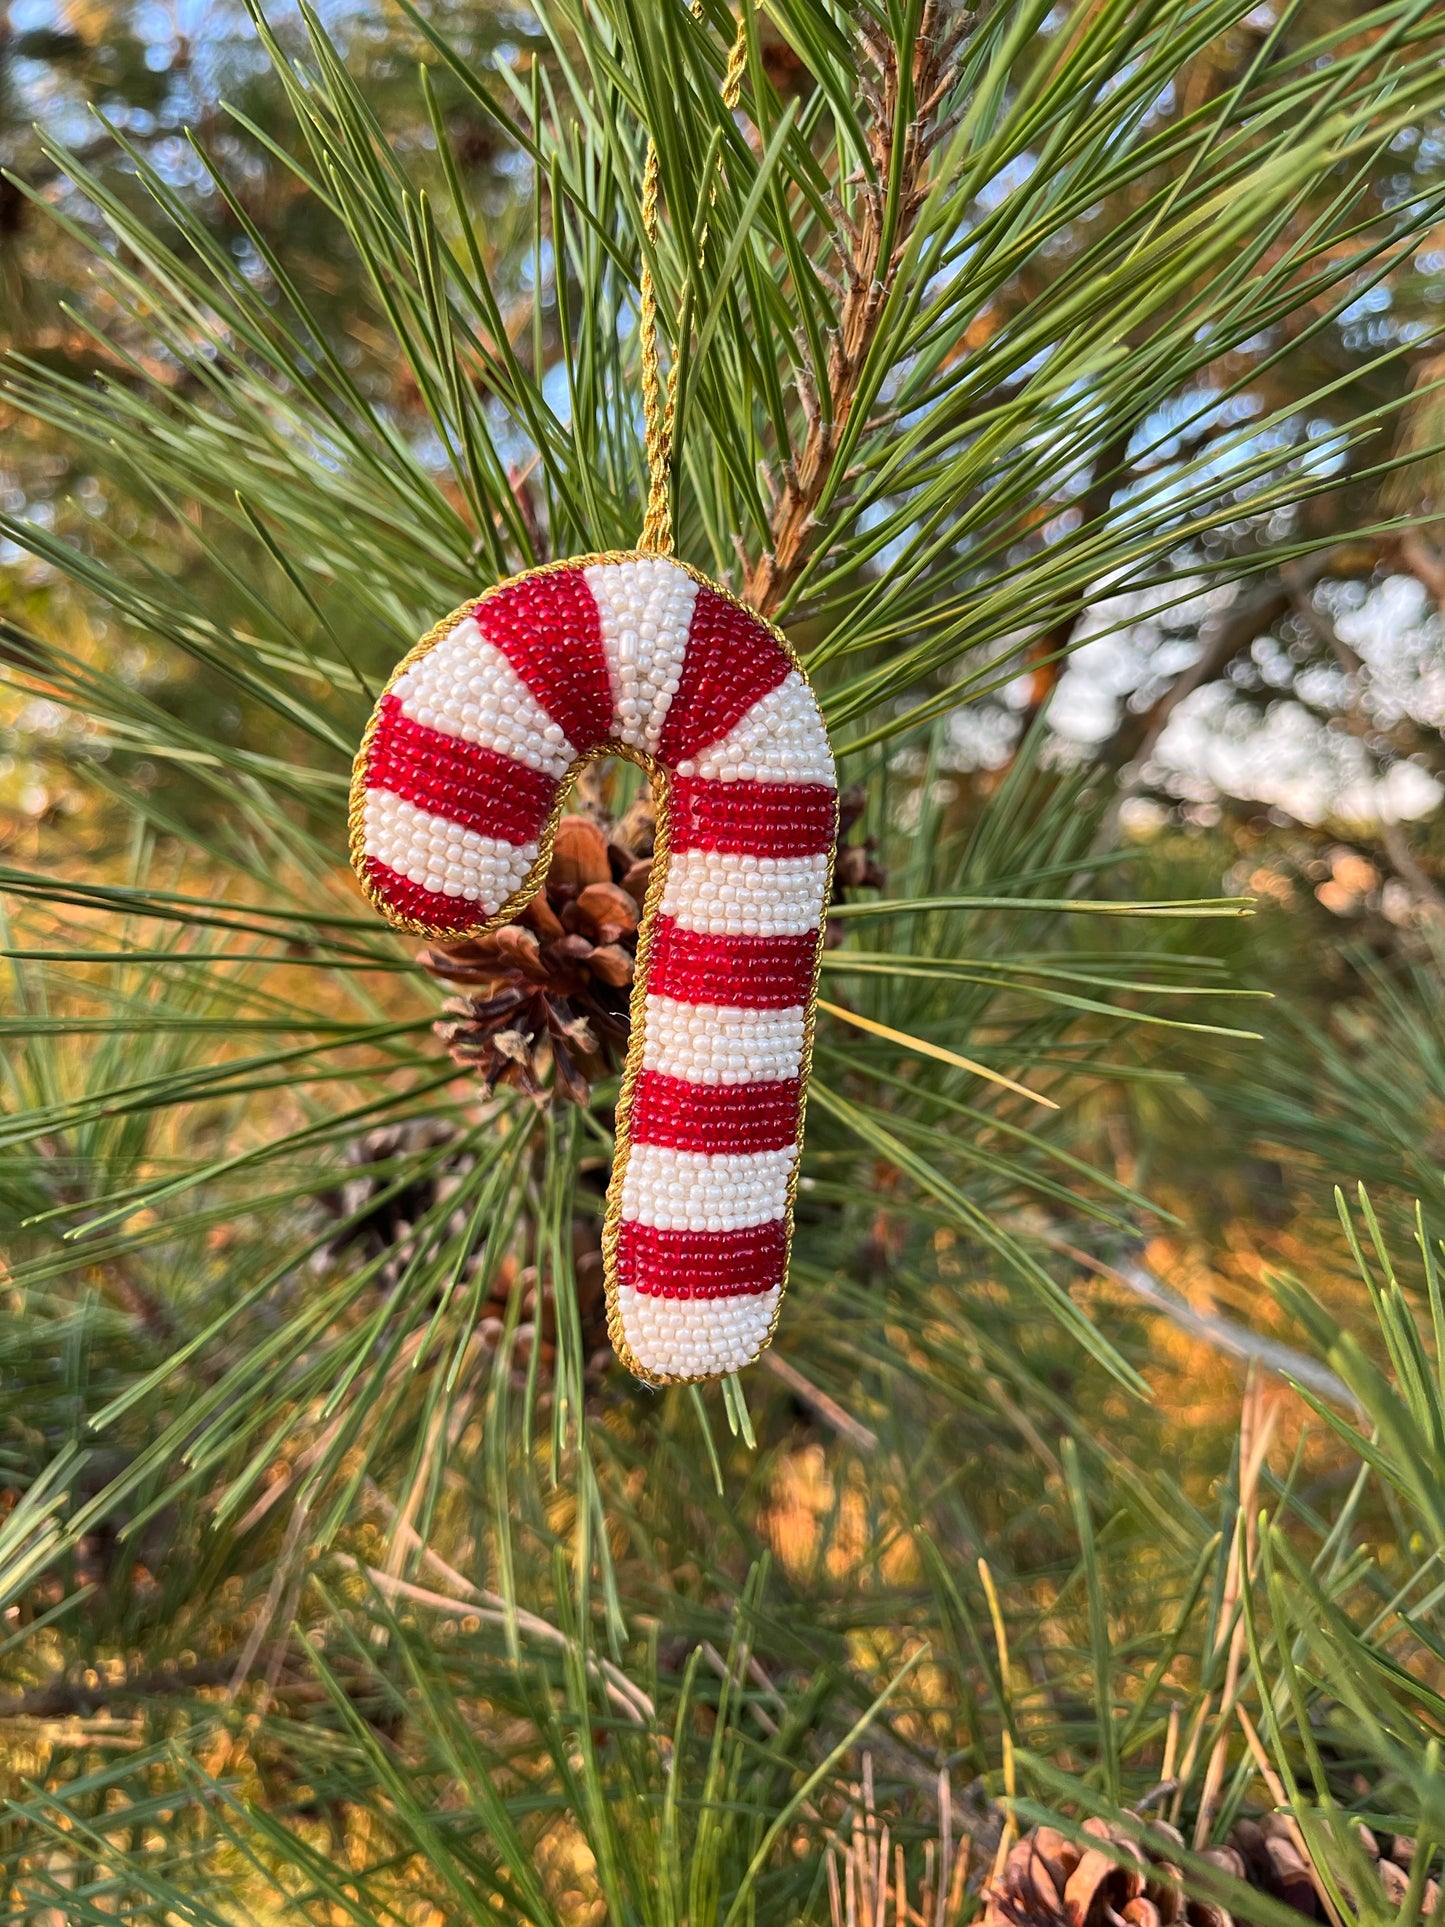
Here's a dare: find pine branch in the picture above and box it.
[0,1658,235,1720]
[744,0,971,615]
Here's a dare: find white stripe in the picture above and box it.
[586,556,698,754]
[362,789,536,910]
[620,1142,797,1232]
[640,996,805,1085]
[391,617,576,777]
[616,1284,780,1378]
[659,849,830,937]
[677,671,835,786]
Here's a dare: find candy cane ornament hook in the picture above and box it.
[349,552,837,1385]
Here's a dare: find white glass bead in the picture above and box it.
[587,556,699,754]
[641,997,806,1085]
[689,672,835,786]
[659,849,828,938]
[392,618,577,777]
[620,1144,797,1233]
[617,1285,781,1378]
[362,789,537,913]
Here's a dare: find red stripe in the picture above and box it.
[615,1219,787,1298]
[361,857,492,935]
[647,918,818,1008]
[669,776,837,857]
[658,585,792,766]
[472,568,612,752]
[367,698,557,844]
[628,1071,801,1154]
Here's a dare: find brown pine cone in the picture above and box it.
[985,1818,1160,1927]
[825,784,884,948]
[984,1811,1438,1927]
[422,784,870,1090]
[317,1119,613,1382]
[420,812,645,1107]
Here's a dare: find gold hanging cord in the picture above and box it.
[637,10,749,555]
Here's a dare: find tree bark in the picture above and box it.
[1097,539,1378,776]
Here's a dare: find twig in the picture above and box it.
[228,1496,312,1701]
[1044,1237,1354,1407]
[0,1659,234,1721]
[1398,530,1445,611]
[1290,577,1445,919]
[978,1560,1016,1890]
[763,1351,879,1451]
[1100,540,1378,776]
[359,1480,654,1724]
[1235,1702,1347,1927]
[745,0,971,615]
[1380,818,1445,919]
[1193,1372,1277,1847]
[383,1381,477,1582]
[936,1767,955,1927]
[338,1559,652,1726]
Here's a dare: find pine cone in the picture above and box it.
[318,1118,470,1291]
[826,784,884,947]
[984,1812,1440,1927]
[422,786,868,1090]
[984,1820,1158,1927]
[316,1120,613,1381]
[420,812,647,1107]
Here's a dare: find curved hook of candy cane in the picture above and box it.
[348,552,838,1386]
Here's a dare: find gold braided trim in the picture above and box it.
[637,139,673,557]
[348,550,828,1387]
[636,10,749,559]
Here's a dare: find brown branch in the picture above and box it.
[743,0,972,616]
[339,1557,654,1727]
[1398,530,1445,612]
[227,1496,312,1700]
[761,1349,879,1451]
[1098,538,1379,775]
[1234,1704,1348,1927]
[1291,576,1445,920]
[0,1659,235,1722]
[1379,819,1445,919]
[103,1263,178,1345]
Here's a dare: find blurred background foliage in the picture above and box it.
[4,0,1445,1920]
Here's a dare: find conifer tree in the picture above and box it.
[4,1,1445,1919]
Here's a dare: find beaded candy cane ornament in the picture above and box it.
[347,25,837,1385]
